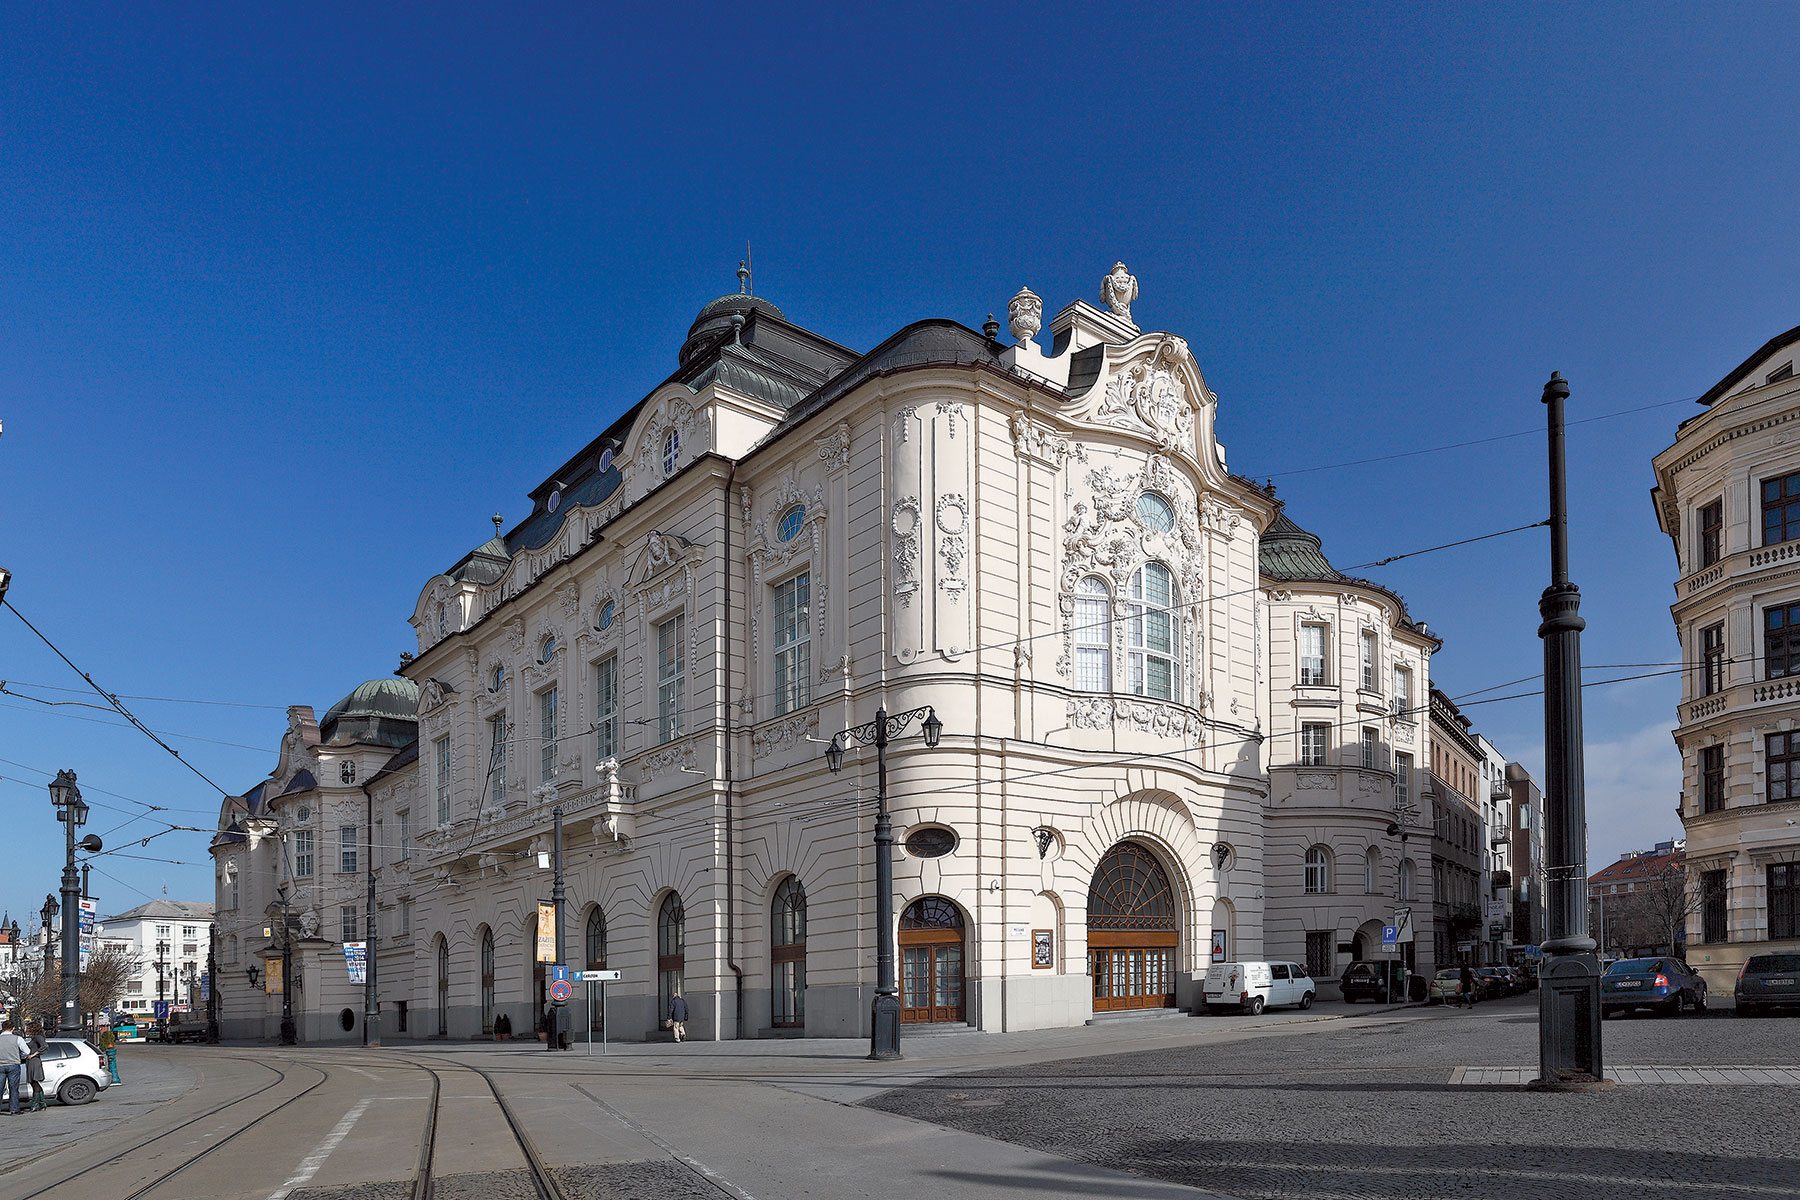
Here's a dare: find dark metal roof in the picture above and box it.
[1259,511,1346,582]
[280,769,316,796]
[319,678,419,749]
[1698,323,1800,406]
[682,294,787,363]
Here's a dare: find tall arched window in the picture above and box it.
[585,906,608,1033]
[657,893,685,1021]
[1399,859,1415,901]
[478,927,496,1034]
[1127,562,1179,701]
[771,877,807,1028]
[435,935,449,1036]
[1305,846,1331,894]
[1074,576,1112,692]
[1365,846,1381,894]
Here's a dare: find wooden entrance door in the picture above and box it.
[1088,842,1180,1012]
[899,897,965,1023]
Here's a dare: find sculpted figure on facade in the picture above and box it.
[1101,261,1138,323]
[1008,286,1043,346]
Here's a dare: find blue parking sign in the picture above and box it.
[1381,925,1398,950]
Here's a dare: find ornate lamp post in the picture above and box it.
[49,770,89,1036]
[1534,371,1604,1090]
[243,816,298,1045]
[40,895,58,1027]
[824,704,942,1061]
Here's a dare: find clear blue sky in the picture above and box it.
[4,3,1797,926]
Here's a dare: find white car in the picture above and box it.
[1202,961,1317,1014]
[39,1038,111,1105]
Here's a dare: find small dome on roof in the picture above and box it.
[319,677,419,749]
[680,283,785,365]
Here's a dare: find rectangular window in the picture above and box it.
[1299,625,1327,686]
[399,897,412,938]
[340,825,358,874]
[397,810,411,859]
[595,656,618,762]
[434,735,451,825]
[1763,472,1800,546]
[294,831,314,878]
[1770,863,1800,940]
[182,926,196,939]
[1305,932,1333,980]
[1767,604,1800,679]
[1300,723,1329,767]
[1701,745,1725,813]
[1361,630,1378,692]
[488,714,507,806]
[1701,870,1727,943]
[1074,579,1112,692]
[1702,624,1726,696]
[539,686,559,785]
[157,925,170,938]
[773,573,812,715]
[1394,666,1412,718]
[1699,499,1723,568]
[340,905,358,943]
[1766,732,1800,803]
[1396,752,1412,810]
[658,614,685,743]
[1361,727,1379,770]
[228,870,239,910]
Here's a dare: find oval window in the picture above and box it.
[547,489,561,514]
[596,600,615,631]
[1137,493,1175,532]
[904,827,957,858]
[540,635,556,663]
[777,505,805,542]
[297,806,312,823]
[339,1008,356,1032]
[491,665,506,692]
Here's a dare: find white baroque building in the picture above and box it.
[1653,325,1800,993]
[214,266,1440,1041]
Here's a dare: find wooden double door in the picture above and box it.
[1089,935,1178,1011]
[899,897,965,1023]
[1089,841,1180,1013]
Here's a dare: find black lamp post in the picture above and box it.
[1533,371,1604,1090]
[243,816,298,1045]
[49,770,88,1036]
[40,895,57,1026]
[824,704,942,1061]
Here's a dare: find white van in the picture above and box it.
[1202,961,1316,1014]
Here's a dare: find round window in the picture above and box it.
[297,806,311,823]
[540,635,556,663]
[547,489,561,514]
[1137,493,1175,532]
[596,600,615,631]
[777,504,805,542]
[662,428,681,474]
[339,1008,356,1032]
[904,827,957,858]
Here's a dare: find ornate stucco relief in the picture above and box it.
[751,711,819,760]
[892,497,922,607]
[1010,410,1085,468]
[936,493,968,598]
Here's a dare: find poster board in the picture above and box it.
[1032,929,1054,969]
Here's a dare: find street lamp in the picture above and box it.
[824,704,942,1061]
[243,815,298,1045]
[40,895,57,1027]
[50,770,88,1036]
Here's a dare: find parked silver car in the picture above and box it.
[40,1038,111,1105]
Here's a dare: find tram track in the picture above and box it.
[404,1056,564,1200]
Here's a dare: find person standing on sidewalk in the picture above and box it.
[667,991,689,1043]
[0,1022,26,1115]
[1458,962,1477,1009]
[22,1023,47,1112]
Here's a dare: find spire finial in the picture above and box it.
[738,259,750,296]
[492,514,503,538]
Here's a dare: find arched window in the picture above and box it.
[1127,562,1179,701]
[1087,842,1179,1011]
[1136,492,1174,532]
[435,935,449,1036]
[1365,847,1381,894]
[478,926,495,1034]
[585,906,608,1033]
[1399,859,1415,902]
[1304,846,1332,894]
[771,877,806,1028]
[657,893,685,1020]
[1074,575,1112,692]
[662,428,681,475]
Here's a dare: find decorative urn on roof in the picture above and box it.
[1007,286,1042,347]
[1101,261,1138,324]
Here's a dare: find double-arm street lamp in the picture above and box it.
[49,771,101,1037]
[242,816,299,1044]
[824,704,943,1061]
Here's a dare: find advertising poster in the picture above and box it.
[536,902,557,962]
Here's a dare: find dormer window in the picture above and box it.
[663,429,681,475]
[1770,362,1794,384]
[1136,493,1174,533]
[540,634,557,664]
[340,761,356,785]
[595,600,616,632]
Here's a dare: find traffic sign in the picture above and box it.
[577,969,622,982]
[551,963,571,984]
[1380,925,1398,952]
[549,979,572,1002]
[152,1001,170,1021]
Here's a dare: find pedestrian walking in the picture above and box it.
[1459,962,1477,1009]
[0,1021,27,1115]
[23,1023,46,1112]
[667,991,688,1043]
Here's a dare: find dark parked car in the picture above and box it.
[1475,967,1513,1000]
[1340,960,1403,1003]
[1601,956,1707,1016]
[1736,952,1800,1016]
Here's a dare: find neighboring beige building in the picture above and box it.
[1653,324,1800,993]
[1259,512,1439,989]
[216,264,1457,1041]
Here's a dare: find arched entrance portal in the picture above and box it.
[1088,841,1179,1012]
[899,897,965,1023]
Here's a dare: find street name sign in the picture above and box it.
[577,970,622,982]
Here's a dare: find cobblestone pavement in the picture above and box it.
[0,1048,192,1170]
[864,998,1800,1199]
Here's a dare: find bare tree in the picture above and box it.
[1615,862,1707,956]
[3,944,144,1028]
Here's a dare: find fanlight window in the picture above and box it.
[1089,842,1177,932]
[900,897,964,930]
[777,504,806,542]
[1136,493,1175,532]
[1305,846,1332,894]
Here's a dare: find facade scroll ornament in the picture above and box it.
[640,740,697,780]
[1096,338,1196,455]
[1295,773,1334,790]
[1010,411,1085,468]
[815,423,851,473]
[936,494,969,597]
[555,580,581,620]
[751,711,819,760]
[935,402,965,440]
[503,617,526,657]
